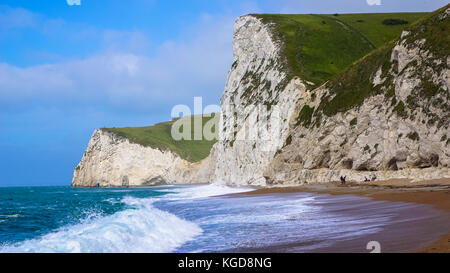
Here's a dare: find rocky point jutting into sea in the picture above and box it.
[72,5,450,188]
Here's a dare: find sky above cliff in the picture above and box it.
[0,0,447,186]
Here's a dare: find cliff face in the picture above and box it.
[72,129,216,187]
[264,8,450,184]
[214,15,305,186]
[215,7,450,186]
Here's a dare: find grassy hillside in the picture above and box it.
[252,12,427,86]
[101,114,218,163]
[323,13,427,47]
[309,4,449,126]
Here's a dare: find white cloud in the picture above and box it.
[101,29,152,54]
[0,7,35,30]
[0,14,234,112]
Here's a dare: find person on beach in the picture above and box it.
[364,177,370,182]
[371,175,377,181]
[340,176,346,185]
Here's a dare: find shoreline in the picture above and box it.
[238,178,450,253]
[70,182,210,189]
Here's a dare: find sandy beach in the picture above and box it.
[240,178,450,253]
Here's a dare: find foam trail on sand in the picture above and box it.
[156,183,253,200]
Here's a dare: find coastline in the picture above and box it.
[70,182,210,189]
[238,178,450,253]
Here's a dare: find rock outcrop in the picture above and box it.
[214,15,305,186]
[72,129,216,187]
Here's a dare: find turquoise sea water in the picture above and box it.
[0,184,448,253]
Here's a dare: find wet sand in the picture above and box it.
[239,178,450,253]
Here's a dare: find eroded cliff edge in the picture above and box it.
[213,15,305,186]
[72,129,216,187]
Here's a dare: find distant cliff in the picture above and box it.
[72,5,449,187]
[72,120,217,187]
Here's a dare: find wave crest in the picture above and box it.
[0,196,202,253]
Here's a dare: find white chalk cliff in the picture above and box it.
[263,10,450,185]
[72,8,450,187]
[213,15,305,186]
[72,129,216,187]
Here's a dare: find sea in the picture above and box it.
[0,184,448,253]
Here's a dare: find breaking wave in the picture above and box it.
[0,197,202,253]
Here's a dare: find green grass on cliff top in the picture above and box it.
[101,114,218,163]
[252,12,427,86]
[315,4,449,119]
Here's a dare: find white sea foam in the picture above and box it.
[0,197,202,253]
[0,184,249,253]
[156,184,253,200]
[104,197,121,205]
[0,214,20,218]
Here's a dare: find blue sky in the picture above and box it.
[0,0,447,186]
